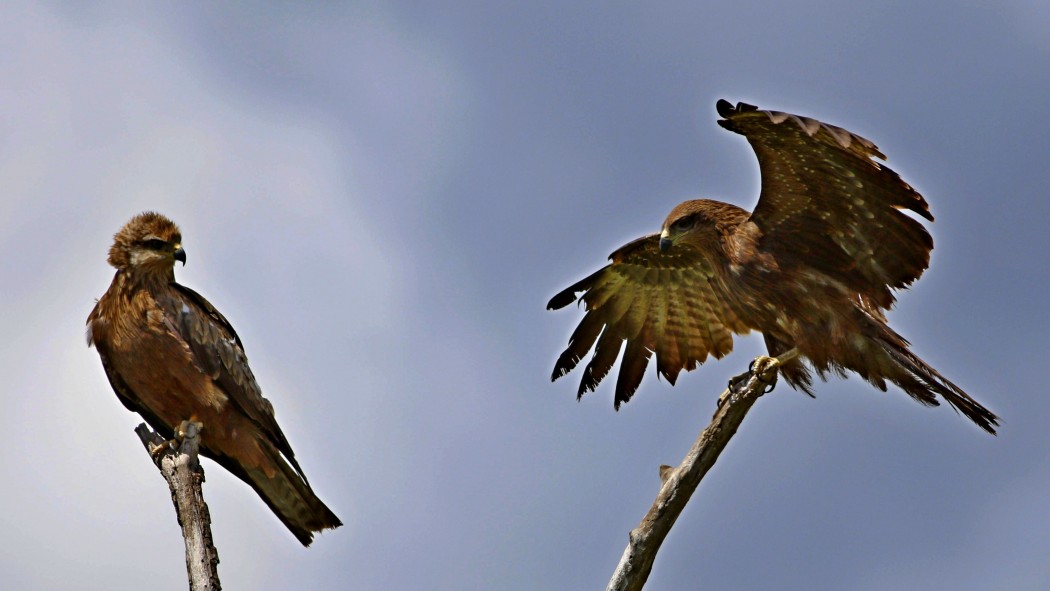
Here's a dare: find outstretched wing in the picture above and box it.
[167,282,308,482]
[717,100,933,311]
[548,234,752,408]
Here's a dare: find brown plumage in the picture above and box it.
[87,212,342,545]
[549,100,999,434]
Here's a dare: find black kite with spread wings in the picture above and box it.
[548,100,998,434]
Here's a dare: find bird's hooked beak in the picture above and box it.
[659,230,673,253]
[173,244,186,265]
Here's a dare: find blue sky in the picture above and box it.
[2,2,1049,589]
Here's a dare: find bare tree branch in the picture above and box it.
[135,422,222,591]
[606,355,785,591]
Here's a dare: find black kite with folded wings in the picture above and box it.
[88,212,342,544]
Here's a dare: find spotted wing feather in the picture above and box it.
[548,234,751,407]
[717,99,933,311]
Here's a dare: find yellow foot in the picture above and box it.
[149,420,204,458]
[149,438,175,459]
[725,355,779,394]
[751,355,782,385]
[176,419,204,440]
[720,349,798,406]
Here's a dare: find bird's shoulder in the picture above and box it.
[87,272,174,349]
[165,282,244,350]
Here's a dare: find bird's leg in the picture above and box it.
[720,349,799,406]
[150,419,204,458]
[750,348,798,390]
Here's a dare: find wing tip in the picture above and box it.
[716,100,894,166]
[613,387,635,410]
[551,354,578,382]
[577,375,599,399]
[716,99,757,119]
[716,98,734,118]
[547,288,579,310]
[548,268,606,310]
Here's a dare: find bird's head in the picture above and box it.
[659,199,748,253]
[107,212,186,275]
[660,200,710,252]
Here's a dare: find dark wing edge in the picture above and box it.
[169,282,310,484]
[547,234,655,311]
[715,99,935,309]
[548,234,749,408]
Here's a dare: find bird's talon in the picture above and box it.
[149,420,203,458]
[149,438,176,458]
[717,389,730,408]
[750,355,781,391]
[176,419,204,440]
[727,369,752,394]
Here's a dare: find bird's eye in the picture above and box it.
[671,216,696,231]
[142,238,168,250]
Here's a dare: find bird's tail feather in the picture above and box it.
[214,443,342,546]
[877,332,1000,435]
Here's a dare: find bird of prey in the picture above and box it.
[87,212,342,545]
[548,100,999,434]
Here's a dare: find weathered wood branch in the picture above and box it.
[135,422,222,591]
[605,355,784,591]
